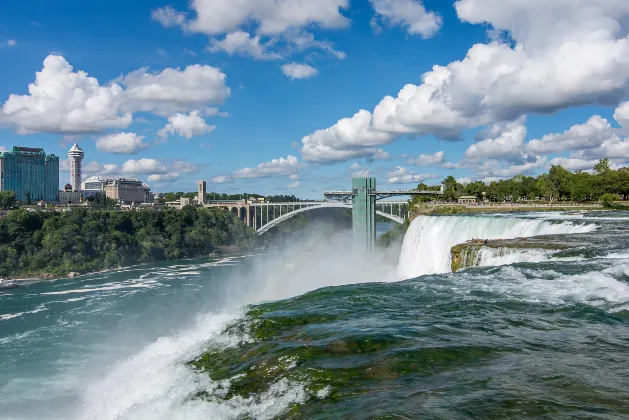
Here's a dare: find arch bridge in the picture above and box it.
[203,200,409,234]
[204,177,442,252]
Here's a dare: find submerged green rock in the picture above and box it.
[186,302,505,417]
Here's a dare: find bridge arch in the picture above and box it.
[255,203,404,235]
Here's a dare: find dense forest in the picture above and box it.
[0,206,254,279]
[412,159,629,205]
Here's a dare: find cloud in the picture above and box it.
[526,115,617,154]
[286,31,346,60]
[211,176,229,183]
[465,118,527,161]
[96,132,148,154]
[614,100,629,129]
[301,109,395,163]
[171,161,200,173]
[1,55,132,134]
[7,40,16,47]
[409,151,444,166]
[157,110,215,139]
[147,173,180,182]
[548,157,601,172]
[349,162,361,170]
[353,169,371,177]
[369,0,441,38]
[288,180,301,188]
[0,55,230,135]
[281,63,318,80]
[121,158,168,175]
[207,31,282,60]
[151,6,187,28]
[233,155,300,178]
[152,0,349,36]
[386,166,439,184]
[298,1,629,163]
[121,64,230,116]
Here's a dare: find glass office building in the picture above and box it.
[0,146,60,203]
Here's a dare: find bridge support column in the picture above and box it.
[352,177,376,252]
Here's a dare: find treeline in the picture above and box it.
[0,206,254,279]
[413,159,629,204]
[160,192,301,203]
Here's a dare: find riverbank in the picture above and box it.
[5,245,248,284]
[411,203,606,217]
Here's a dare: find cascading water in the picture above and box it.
[397,214,597,279]
[3,213,629,419]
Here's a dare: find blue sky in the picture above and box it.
[1,0,629,197]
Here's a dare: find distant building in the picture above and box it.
[82,176,152,204]
[68,143,84,191]
[197,180,207,205]
[458,196,478,204]
[0,146,59,203]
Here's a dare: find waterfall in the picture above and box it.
[397,215,596,279]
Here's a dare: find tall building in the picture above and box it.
[197,180,207,204]
[68,143,84,192]
[82,176,152,204]
[0,146,59,203]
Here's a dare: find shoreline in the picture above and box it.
[4,246,247,284]
[411,204,608,217]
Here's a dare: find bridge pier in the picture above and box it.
[352,177,377,253]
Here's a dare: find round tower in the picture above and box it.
[68,143,84,192]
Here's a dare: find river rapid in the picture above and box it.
[1,212,629,419]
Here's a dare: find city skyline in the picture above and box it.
[1,1,629,196]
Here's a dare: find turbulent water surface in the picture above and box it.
[1,212,629,419]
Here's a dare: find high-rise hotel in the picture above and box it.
[0,146,59,203]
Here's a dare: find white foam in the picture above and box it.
[0,305,48,321]
[447,261,629,308]
[75,311,308,420]
[398,215,596,278]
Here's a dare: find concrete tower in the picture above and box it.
[197,180,207,204]
[68,143,84,192]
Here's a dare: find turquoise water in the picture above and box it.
[1,213,629,419]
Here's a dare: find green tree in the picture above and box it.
[600,193,618,208]
[0,191,16,209]
[594,158,611,176]
[442,176,458,202]
[548,165,573,200]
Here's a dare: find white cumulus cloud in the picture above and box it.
[152,0,349,36]
[233,155,300,178]
[122,64,230,116]
[158,110,215,139]
[96,132,148,154]
[465,118,527,161]
[208,31,282,60]
[299,1,629,163]
[369,0,441,38]
[409,151,444,166]
[0,55,230,135]
[281,63,318,80]
[1,55,132,134]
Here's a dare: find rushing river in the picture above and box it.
[1,212,629,419]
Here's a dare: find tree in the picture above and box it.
[0,191,16,209]
[536,174,557,201]
[600,193,618,208]
[548,165,572,200]
[442,176,458,202]
[594,158,611,176]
